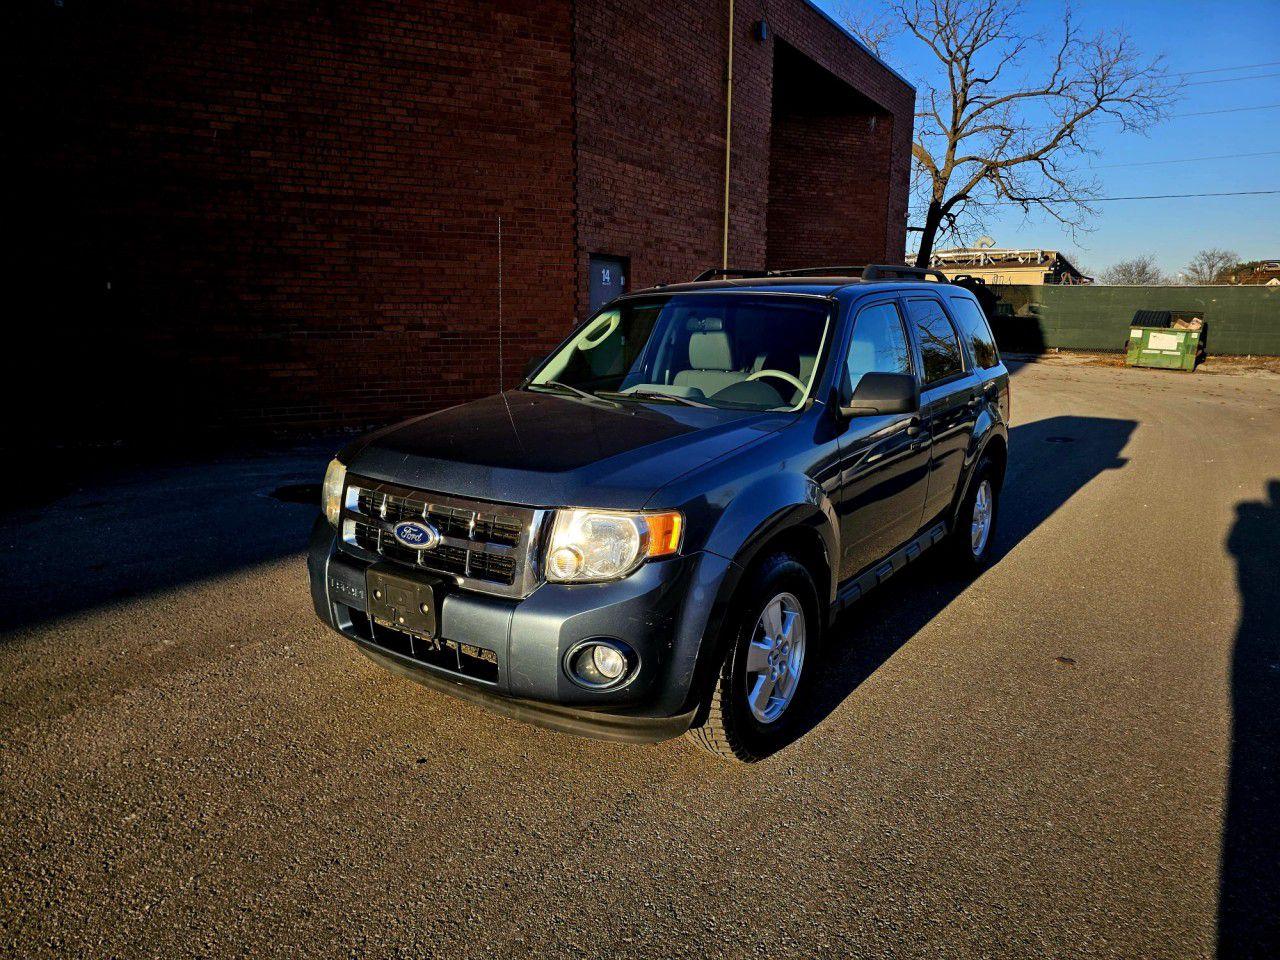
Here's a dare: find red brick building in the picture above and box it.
[9,0,913,444]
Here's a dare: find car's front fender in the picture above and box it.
[668,469,839,715]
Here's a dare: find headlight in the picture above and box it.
[545,509,683,583]
[321,458,346,527]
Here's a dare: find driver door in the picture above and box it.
[833,299,932,582]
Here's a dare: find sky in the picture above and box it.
[814,0,1280,277]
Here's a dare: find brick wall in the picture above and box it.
[573,0,732,306]
[9,0,577,444]
[574,0,914,310]
[6,0,912,446]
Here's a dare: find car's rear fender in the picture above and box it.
[949,407,1008,529]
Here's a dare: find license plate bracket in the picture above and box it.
[366,564,439,638]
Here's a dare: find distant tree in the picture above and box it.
[1099,254,1166,285]
[1184,248,1240,285]
[1065,250,1095,281]
[842,0,1178,267]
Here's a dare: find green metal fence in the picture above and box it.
[989,284,1280,356]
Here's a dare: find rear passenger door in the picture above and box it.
[947,294,1010,420]
[902,296,980,525]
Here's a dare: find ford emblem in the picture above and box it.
[392,520,441,551]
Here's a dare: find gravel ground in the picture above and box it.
[2,362,1278,959]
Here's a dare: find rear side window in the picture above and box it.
[904,298,964,383]
[846,301,913,391]
[948,297,1000,369]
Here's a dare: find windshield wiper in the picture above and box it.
[527,380,620,407]
[529,380,599,402]
[598,390,712,408]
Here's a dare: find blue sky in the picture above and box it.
[815,0,1280,276]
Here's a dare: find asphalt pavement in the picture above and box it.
[2,360,1278,959]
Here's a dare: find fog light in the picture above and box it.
[566,640,634,689]
[592,644,626,680]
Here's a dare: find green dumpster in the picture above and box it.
[1125,311,1207,371]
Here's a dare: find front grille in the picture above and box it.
[354,489,523,547]
[341,477,543,598]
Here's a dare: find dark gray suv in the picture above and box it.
[308,266,1010,761]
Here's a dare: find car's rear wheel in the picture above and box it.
[949,455,1000,569]
[686,553,822,763]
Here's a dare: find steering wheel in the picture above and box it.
[747,369,806,395]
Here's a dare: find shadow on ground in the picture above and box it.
[0,444,334,634]
[785,413,1136,749]
[1219,479,1280,958]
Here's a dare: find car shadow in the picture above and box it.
[782,414,1137,752]
[0,443,335,636]
[1218,479,1280,957]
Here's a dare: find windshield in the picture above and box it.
[528,294,832,411]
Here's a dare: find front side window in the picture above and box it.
[947,296,1000,369]
[529,294,832,411]
[846,301,913,393]
[904,298,964,384]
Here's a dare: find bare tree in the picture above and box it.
[1099,254,1166,285]
[845,0,1178,266]
[1184,248,1240,285]
[842,8,898,57]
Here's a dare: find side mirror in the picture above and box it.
[840,372,919,417]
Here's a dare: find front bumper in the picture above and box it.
[307,517,733,743]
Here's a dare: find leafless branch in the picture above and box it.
[841,7,899,57]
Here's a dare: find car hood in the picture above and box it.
[342,390,791,508]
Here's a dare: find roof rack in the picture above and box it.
[861,264,950,283]
[767,265,867,277]
[689,263,952,284]
[692,267,770,282]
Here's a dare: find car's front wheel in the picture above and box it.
[686,553,822,763]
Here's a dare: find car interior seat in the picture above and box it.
[672,319,743,395]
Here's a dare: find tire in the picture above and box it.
[948,455,1000,570]
[686,552,823,763]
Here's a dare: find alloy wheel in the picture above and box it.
[744,592,806,724]
[971,479,994,557]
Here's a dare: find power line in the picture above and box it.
[1169,59,1280,78]
[988,189,1280,205]
[1102,102,1280,124]
[1185,71,1280,86]
[1093,149,1280,169]
[1091,189,1279,201]
[1164,102,1280,119]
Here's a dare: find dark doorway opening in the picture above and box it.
[766,41,894,271]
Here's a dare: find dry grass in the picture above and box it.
[1005,350,1280,377]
